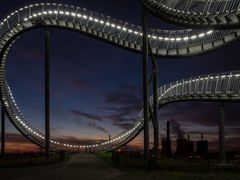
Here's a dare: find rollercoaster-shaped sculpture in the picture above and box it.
[0,1,240,152]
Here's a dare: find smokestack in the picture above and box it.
[187,134,194,155]
[161,121,172,157]
[167,121,170,143]
[166,121,172,156]
[109,135,111,141]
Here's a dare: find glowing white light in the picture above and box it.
[198,33,205,37]
[207,30,213,35]
[134,31,139,35]
[164,37,169,41]
[176,38,181,41]
[191,35,197,39]
[59,11,64,15]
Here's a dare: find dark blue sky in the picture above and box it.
[1,0,240,152]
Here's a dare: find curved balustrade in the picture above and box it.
[0,2,240,152]
[141,0,240,28]
[0,3,240,58]
[2,70,240,152]
[103,71,240,151]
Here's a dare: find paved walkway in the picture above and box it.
[0,154,127,180]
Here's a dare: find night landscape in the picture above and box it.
[0,0,240,180]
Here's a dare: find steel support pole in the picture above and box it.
[153,58,159,159]
[148,38,159,160]
[1,106,5,157]
[142,6,149,160]
[218,103,226,162]
[45,28,50,161]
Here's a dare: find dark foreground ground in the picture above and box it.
[0,154,240,180]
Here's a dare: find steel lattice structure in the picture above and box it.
[0,1,240,152]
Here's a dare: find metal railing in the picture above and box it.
[2,70,240,152]
[0,3,239,57]
[141,0,240,28]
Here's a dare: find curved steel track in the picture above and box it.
[0,1,240,152]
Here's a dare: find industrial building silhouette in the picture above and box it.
[161,121,208,158]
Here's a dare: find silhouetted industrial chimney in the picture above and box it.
[166,121,172,156]
[197,133,208,157]
[161,121,172,157]
[187,134,194,155]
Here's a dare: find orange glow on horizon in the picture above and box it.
[5,143,39,153]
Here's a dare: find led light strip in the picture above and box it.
[5,72,239,150]
[160,73,240,97]
[0,3,214,45]
[22,10,213,43]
